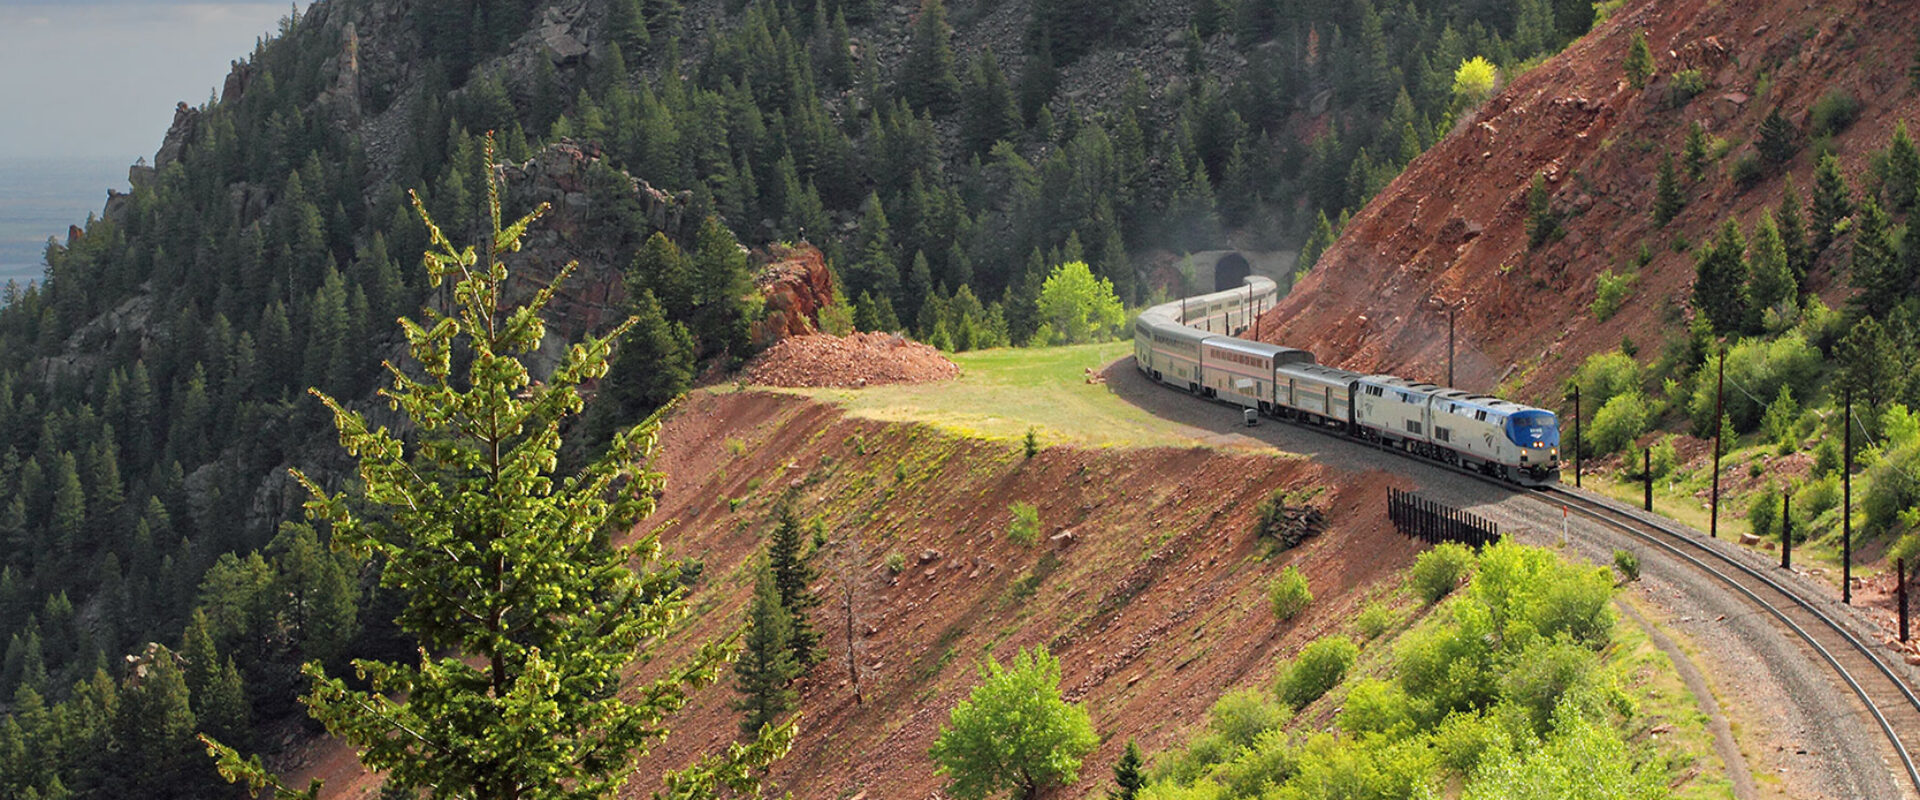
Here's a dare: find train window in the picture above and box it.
[1435,427,1451,442]
[1406,421,1422,435]
[1476,411,1487,422]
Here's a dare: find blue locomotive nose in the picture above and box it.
[1506,410,1560,450]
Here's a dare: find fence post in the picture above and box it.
[1901,558,1910,644]
[1644,448,1653,512]
[1780,489,1791,570]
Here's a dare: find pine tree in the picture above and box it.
[1888,122,1920,214]
[1298,211,1337,275]
[1811,151,1853,254]
[110,646,201,798]
[274,523,359,666]
[732,568,800,737]
[587,288,694,449]
[1652,152,1684,226]
[767,502,821,665]
[1747,210,1794,322]
[608,0,650,53]
[1110,739,1145,800]
[1682,121,1711,180]
[1778,176,1813,294]
[1850,195,1899,318]
[1526,172,1560,248]
[961,48,1020,156]
[1840,315,1899,408]
[204,137,791,800]
[690,216,754,361]
[902,0,961,116]
[1624,30,1654,90]
[1693,219,1750,335]
[1757,108,1798,166]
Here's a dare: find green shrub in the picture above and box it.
[1409,542,1475,604]
[885,551,906,573]
[1208,729,1293,800]
[1207,689,1284,748]
[1731,151,1765,187]
[1572,350,1642,413]
[1356,601,1394,639]
[1795,476,1840,520]
[1809,88,1861,137]
[1462,699,1666,799]
[1023,426,1040,459]
[1269,566,1313,621]
[1747,483,1780,540]
[1667,68,1706,106]
[1337,679,1412,737]
[1472,540,1615,648]
[1863,444,1920,535]
[1008,501,1041,544]
[1648,435,1679,480]
[1500,639,1600,735]
[1687,333,1823,434]
[1588,391,1650,456]
[1278,635,1358,709]
[1397,601,1500,722]
[1590,269,1636,321]
[1432,709,1510,776]
[1612,549,1640,583]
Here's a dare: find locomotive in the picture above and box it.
[1132,275,1562,486]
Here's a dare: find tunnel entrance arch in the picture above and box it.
[1213,252,1251,291]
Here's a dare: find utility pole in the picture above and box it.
[1644,447,1653,511]
[1710,348,1725,539]
[1844,387,1854,605]
[1571,385,1582,488]
[1780,488,1791,570]
[1447,307,1456,387]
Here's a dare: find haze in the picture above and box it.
[0,2,307,162]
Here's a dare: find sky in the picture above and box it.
[0,1,309,162]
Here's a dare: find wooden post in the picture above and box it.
[1901,558,1910,644]
[1643,447,1653,511]
[1572,384,1582,488]
[1780,488,1791,570]
[1710,349,1725,539]
[1844,387,1854,605]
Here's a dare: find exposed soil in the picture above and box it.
[279,386,1421,798]
[1256,0,1920,404]
[743,332,961,388]
[621,390,1417,799]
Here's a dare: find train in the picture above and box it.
[1132,275,1563,486]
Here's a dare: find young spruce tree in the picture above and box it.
[733,568,801,737]
[768,500,822,665]
[203,137,792,800]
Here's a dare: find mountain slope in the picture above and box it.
[1257,0,1920,401]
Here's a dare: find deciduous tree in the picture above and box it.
[929,647,1097,800]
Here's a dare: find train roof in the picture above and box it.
[1201,336,1316,363]
[1276,362,1363,382]
[1430,388,1556,418]
[1358,375,1443,394]
[1137,275,1277,326]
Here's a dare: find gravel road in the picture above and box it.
[1102,356,1914,799]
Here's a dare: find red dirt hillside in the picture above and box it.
[1255,0,1920,399]
[620,390,1418,800]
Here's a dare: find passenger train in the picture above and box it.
[1133,275,1563,486]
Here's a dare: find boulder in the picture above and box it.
[751,243,835,348]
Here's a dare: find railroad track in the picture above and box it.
[1539,485,1920,796]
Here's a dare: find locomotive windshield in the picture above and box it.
[1506,411,1560,448]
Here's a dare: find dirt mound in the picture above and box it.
[744,332,959,387]
[1256,0,1920,402]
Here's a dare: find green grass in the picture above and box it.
[770,342,1254,448]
